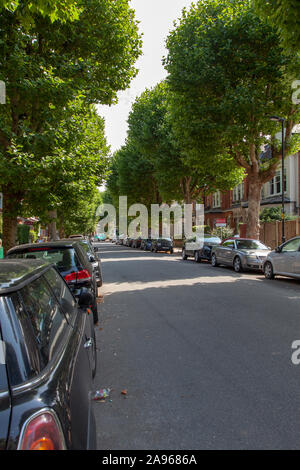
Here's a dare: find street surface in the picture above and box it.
[94,242,300,450]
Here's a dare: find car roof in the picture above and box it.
[7,240,80,254]
[0,259,53,294]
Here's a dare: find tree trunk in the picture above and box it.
[246,176,262,240]
[58,213,65,239]
[48,210,58,241]
[2,189,19,254]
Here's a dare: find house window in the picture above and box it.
[232,183,244,203]
[269,169,287,196]
[213,191,221,208]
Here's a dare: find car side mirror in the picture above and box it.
[78,291,94,309]
[275,246,281,253]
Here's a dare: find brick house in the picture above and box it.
[204,152,300,233]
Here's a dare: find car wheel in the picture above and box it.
[233,256,243,273]
[264,261,275,280]
[182,249,188,260]
[91,326,97,379]
[91,283,99,324]
[211,253,219,267]
[194,251,201,263]
[91,299,99,324]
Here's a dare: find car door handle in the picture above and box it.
[84,338,93,349]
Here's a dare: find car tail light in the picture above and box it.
[64,271,77,282]
[18,410,66,450]
[64,269,91,283]
[76,269,91,281]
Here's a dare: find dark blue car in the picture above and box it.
[140,239,153,251]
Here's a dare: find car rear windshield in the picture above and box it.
[8,247,80,272]
[236,240,268,250]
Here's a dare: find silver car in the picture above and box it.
[211,238,271,273]
[263,236,300,280]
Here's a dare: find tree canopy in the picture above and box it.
[0,0,142,250]
[164,0,300,238]
[0,0,80,22]
[254,0,300,52]
[127,82,243,204]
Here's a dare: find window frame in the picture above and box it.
[18,273,70,370]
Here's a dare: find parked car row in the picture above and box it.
[0,237,103,450]
[115,236,174,254]
[182,235,300,281]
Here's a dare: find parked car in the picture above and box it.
[0,259,97,450]
[6,240,99,324]
[123,237,134,247]
[151,238,174,254]
[94,234,106,242]
[117,234,125,245]
[128,238,134,247]
[77,239,103,287]
[140,239,153,251]
[182,235,222,262]
[132,237,142,248]
[264,236,300,280]
[211,238,271,272]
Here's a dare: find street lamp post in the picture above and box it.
[270,116,286,244]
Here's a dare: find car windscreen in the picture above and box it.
[236,240,268,250]
[7,247,80,272]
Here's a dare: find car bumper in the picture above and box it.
[243,258,265,271]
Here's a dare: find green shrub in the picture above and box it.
[260,207,297,222]
[212,226,234,240]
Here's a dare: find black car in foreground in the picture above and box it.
[151,238,174,254]
[182,235,222,262]
[0,260,97,450]
[7,240,99,324]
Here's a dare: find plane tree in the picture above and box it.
[164,0,300,239]
[0,0,142,251]
[254,0,300,52]
[127,82,243,204]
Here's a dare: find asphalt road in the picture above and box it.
[94,242,300,450]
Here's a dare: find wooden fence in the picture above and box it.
[260,219,300,249]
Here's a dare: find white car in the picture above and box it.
[264,236,300,280]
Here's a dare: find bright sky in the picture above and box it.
[97,0,194,154]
